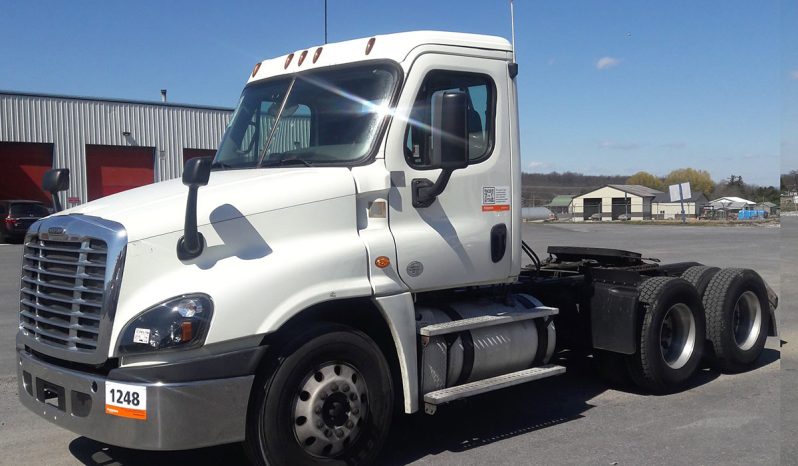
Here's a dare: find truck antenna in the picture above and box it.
[324,0,328,44]
[510,0,516,63]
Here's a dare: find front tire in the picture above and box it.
[703,268,770,372]
[244,323,394,466]
[626,277,705,392]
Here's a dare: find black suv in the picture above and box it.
[0,200,51,243]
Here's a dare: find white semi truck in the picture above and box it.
[17,31,777,465]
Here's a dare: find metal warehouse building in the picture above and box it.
[572,185,661,221]
[0,91,232,208]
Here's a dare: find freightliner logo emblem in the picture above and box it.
[48,227,65,235]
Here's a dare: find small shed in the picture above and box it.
[571,185,661,221]
[755,202,778,217]
[544,195,573,215]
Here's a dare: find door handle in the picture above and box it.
[490,223,507,263]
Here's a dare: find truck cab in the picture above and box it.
[17,31,777,466]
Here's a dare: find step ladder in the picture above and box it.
[418,307,566,415]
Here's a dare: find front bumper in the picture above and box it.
[17,348,255,451]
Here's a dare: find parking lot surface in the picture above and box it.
[0,222,784,465]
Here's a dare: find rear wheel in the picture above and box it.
[626,277,705,392]
[702,268,770,372]
[244,323,394,466]
[680,266,720,296]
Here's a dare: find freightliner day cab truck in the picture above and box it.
[17,31,778,465]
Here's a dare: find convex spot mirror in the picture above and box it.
[42,169,70,194]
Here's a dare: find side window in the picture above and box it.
[404,71,495,168]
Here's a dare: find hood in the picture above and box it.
[59,168,356,241]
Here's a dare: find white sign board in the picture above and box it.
[669,182,692,202]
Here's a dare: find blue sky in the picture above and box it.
[0,0,790,186]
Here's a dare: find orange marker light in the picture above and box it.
[375,256,390,268]
[298,50,308,66]
[313,47,323,63]
[251,62,262,78]
[284,53,294,69]
[181,321,193,341]
[365,37,376,55]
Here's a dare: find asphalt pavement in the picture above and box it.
[0,222,787,465]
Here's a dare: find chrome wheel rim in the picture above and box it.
[733,291,762,351]
[292,362,368,458]
[659,303,696,369]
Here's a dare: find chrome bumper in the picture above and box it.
[17,348,254,450]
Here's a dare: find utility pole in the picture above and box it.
[324,0,328,44]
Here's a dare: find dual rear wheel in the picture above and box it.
[598,267,771,392]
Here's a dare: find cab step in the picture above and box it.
[422,364,566,414]
[418,306,558,337]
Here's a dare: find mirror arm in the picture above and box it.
[177,185,205,260]
[411,169,453,208]
[51,193,63,213]
[176,157,212,261]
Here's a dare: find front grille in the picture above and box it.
[20,237,108,352]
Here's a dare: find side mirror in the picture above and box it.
[430,90,469,171]
[412,91,469,208]
[177,157,212,260]
[42,168,70,212]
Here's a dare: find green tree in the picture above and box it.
[664,168,715,195]
[626,171,665,190]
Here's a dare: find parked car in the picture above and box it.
[589,213,602,221]
[617,213,631,221]
[0,200,51,243]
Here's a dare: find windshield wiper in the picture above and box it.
[261,158,313,167]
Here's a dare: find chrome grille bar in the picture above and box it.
[18,215,127,365]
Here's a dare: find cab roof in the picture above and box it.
[248,30,512,83]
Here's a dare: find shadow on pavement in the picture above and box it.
[68,348,778,466]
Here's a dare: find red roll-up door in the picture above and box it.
[182,148,216,165]
[0,142,53,202]
[86,145,154,201]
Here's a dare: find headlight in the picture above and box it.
[118,294,213,354]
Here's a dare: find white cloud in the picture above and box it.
[791,70,798,80]
[599,140,639,151]
[596,56,621,70]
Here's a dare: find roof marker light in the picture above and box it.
[365,37,376,55]
[298,50,308,66]
[313,47,323,63]
[251,62,261,78]
[284,53,294,69]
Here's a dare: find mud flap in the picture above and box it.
[590,269,640,354]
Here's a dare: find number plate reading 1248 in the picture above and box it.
[105,381,147,420]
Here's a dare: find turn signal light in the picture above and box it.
[375,256,390,268]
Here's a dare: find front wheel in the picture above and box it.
[244,323,394,466]
[626,277,706,392]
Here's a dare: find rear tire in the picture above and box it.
[244,323,394,466]
[626,277,705,392]
[680,266,720,296]
[702,268,770,372]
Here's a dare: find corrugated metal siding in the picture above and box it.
[0,93,231,205]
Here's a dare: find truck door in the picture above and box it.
[385,53,514,291]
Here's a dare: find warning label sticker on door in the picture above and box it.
[482,186,510,212]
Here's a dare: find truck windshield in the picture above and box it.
[214,63,399,168]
